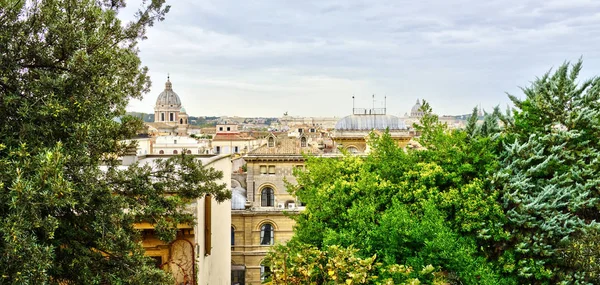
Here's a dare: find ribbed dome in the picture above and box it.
[335,114,406,131]
[155,78,182,108]
[410,99,424,117]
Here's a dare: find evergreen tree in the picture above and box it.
[0,1,229,283]
[497,59,600,283]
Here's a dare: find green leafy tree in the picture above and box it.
[0,0,229,284]
[265,242,444,285]
[279,106,509,284]
[497,59,600,283]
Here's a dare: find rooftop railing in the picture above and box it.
[353,108,386,115]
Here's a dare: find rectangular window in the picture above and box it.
[227,127,231,131]
[170,113,174,121]
[268,165,275,174]
[219,127,223,131]
[234,146,239,153]
[216,146,221,154]
[260,165,267,174]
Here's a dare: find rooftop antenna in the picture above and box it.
[384,96,387,114]
[352,95,355,114]
[372,94,375,113]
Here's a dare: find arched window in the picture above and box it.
[260,223,274,245]
[185,119,188,124]
[347,146,359,154]
[231,226,235,246]
[300,137,307,147]
[261,188,274,207]
[268,137,274,147]
[180,118,183,124]
[159,150,164,154]
[260,264,271,281]
[186,150,192,154]
[173,150,178,154]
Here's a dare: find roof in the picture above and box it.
[212,133,256,141]
[145,122,177,130]
[248,137,322,156]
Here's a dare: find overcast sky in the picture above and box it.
[123,0,600,118]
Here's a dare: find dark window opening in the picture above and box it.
[151,256,163,269]
[232,269,245,285]
[268,137,274,147]
[260,264,271,281]
[261,188,274,207]
[260,223,274,245]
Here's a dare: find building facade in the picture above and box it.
[231,134,324,284]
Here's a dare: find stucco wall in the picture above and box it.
[197,155,232,285]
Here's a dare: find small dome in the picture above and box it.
[335,114,406,131]
[231,186,247,210]
[180,107,187,113]
[155,77,182,108]
[410,99,424,117]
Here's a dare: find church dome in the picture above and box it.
[180,107,187,114]
[155,78,182,108]
[335,114,406,131]
[410,99,424,117]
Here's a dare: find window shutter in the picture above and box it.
[204,195,212,255]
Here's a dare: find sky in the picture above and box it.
[122,0,600,118]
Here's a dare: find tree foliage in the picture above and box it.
[497,59,600,284]
[0,1,229,284]
[265,242,445,285]
[271,104,508,284]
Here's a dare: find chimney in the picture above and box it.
[122,144,138,166]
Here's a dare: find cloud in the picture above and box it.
[123,0,600,117]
